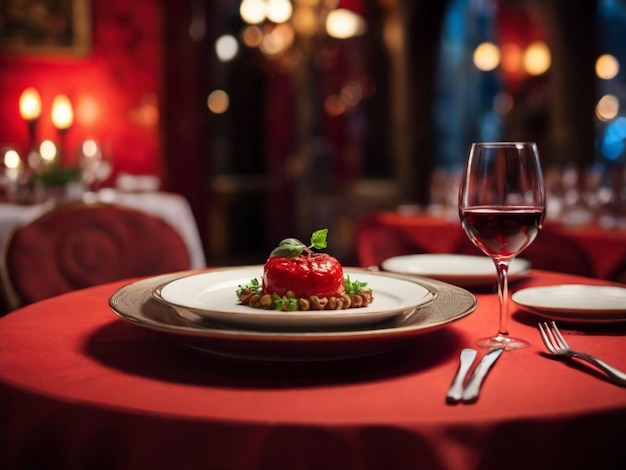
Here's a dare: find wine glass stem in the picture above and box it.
[495,261,510,337]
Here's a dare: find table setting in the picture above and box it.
[379,142,626,389]
[1,142,625,469]
[1,267,625,469]
[109,266,476,362]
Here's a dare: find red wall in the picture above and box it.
[0,0,162,177]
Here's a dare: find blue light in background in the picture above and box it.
[600,116,626,160]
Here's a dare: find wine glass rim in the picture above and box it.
[471,141,537,147]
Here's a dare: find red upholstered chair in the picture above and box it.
[0,202,191,311]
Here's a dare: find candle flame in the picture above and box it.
[19,87,42,121]
[4,150,22,169]
[51,95,74,130]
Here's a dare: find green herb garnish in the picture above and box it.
[269,228,328,258]
[345,275,370,295]
[236,278,261,300]
[272,293,299,311]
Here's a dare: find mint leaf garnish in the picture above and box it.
[310,229,328,250]
[269,228,328,258]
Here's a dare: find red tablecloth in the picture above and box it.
[356,211,626,280]
[1,270,625,469]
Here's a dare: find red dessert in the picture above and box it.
[263,252,345,299]
[236,229,372,311]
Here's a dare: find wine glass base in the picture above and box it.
[475,334,529,350]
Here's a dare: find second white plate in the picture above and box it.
[512,284,626,323]
[381,254,531,287]
[153,266,437,331]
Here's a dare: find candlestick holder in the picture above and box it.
[25,119,44,173]
[19,87,43,174]
[51,94,74,164]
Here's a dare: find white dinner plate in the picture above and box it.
[512,284,626,323]
[110,271,477,361]
[381,254,531,287]
[153,266,437,331]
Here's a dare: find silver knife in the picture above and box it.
[461,348,503,403]
[446,348,478,403]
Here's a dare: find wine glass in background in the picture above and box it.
[79,139,112,191]
[459,142,546,350]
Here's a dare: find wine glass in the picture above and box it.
[458,142,546,350]
[79,140,112,191]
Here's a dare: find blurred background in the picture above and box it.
[0,0,624,265]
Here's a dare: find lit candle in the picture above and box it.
[19,88,42,121]
[3,149,23,181]
[39,139,58,167]
[51,94,74,130]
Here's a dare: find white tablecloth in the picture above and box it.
[0,190,206,269]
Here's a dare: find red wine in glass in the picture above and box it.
[461,207,543,260]
[459,142,546,350]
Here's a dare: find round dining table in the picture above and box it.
[0,268,625,470]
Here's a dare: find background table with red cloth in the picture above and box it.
[0,189,206,270]
[356,211,626,281]
[0,270,625,470]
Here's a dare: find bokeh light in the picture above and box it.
[39,140,58,163]
[600,116,626,160]
[292,5,317,36]
[500,42,523,77]
[207,90,230,114]
[240,0,266,24]
[324,95,346,116]
[266,0,293,23]
[242,25,264,47]
[340,81,363,107]
[3,150,21,169]
[596,54,620,80]
[522,41,551,76]
[596,94,619,121]
[19,88,42,120]
[260,23,295,56]
[216,35,239,61]
[82,139,100,158]
[326,9,366,39]
[51,95,74,130]
[473,42,500,71]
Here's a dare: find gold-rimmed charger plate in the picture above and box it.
[109,268,477,361]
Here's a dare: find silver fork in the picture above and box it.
[538,321,626,386]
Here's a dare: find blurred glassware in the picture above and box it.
[559,164,593,227]
[427,167,463,220]
[79,140,112,191]
[596,162,626,228]
[544,165,564,220]
[1,148,29,203]
[581,163,605,212]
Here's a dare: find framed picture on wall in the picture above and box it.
[0,0,91,56]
